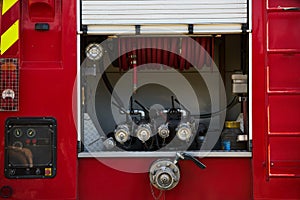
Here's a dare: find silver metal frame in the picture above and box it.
[76,0,81,141]
[248,0,253,142]
[78,151,252,158]
[77,0,253,158]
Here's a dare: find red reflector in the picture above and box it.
[0,186,13,198]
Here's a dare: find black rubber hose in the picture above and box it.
[171,96,175,108]
[191,96,239,119]
[134,100,149,113]
[101,72,125,108]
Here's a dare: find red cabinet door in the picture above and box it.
[253,0,300,199]
[266,0,300,179]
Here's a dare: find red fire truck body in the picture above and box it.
[0,0,299,199]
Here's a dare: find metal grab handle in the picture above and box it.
[282,7,300,11]
[175,152,206,169]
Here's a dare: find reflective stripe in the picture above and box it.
[0,20,19,55]
[2,0,18,15]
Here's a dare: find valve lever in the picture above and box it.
[175,152,206,169]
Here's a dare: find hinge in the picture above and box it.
[248,139,252,152]
[242,23,248,34]
[77,141,83,153]
[82,25,88,35]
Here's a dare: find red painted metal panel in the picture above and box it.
[268,95,300,132]
[268,0,300,8]
[79,158,252,200]
[269,137,300,177]
[269,137,300,161]
[253,0,300,199]
[21,0,62,66]
[28,0,55,21]
[0,0,77,199]
[268,53,300,90]
[252,0,269,199]
[0,1,21,111]
[267,12,300,50]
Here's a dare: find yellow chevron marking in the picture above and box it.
[2,0,18,15]
[0,20,19,55]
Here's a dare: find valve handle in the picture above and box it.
[134,100,150,113]
[175,152,206,169]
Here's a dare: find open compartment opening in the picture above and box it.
[78,33,250,157]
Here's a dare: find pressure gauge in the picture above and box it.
[176,123,192,141]
[14,129,23,138]
[114,124,130,144]
[136,124,152,143]
[27,128,36,138]
[85,43,104,61]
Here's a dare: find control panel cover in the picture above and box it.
[5,117,57,178]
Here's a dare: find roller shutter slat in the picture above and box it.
[81,0,248,34]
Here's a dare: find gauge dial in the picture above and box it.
[13,129,23,138]
[12,141,23,148]
[27,128,36,138]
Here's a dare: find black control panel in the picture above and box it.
[5,117,57,178]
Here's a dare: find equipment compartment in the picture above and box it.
[79,34,250,156]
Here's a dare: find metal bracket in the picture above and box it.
[188,24,194,34]
[135,25,141,35]
[82,25,88,35]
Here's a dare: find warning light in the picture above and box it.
[45,168,52,176]
[25,139,31,144]
[32,139,37,144]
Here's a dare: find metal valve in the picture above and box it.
[136,124,152,143]
[149,159,180,190]
[158,124,170,139]
[176,122,193,141]
[114,124,130,144]
[149,152,206,190]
